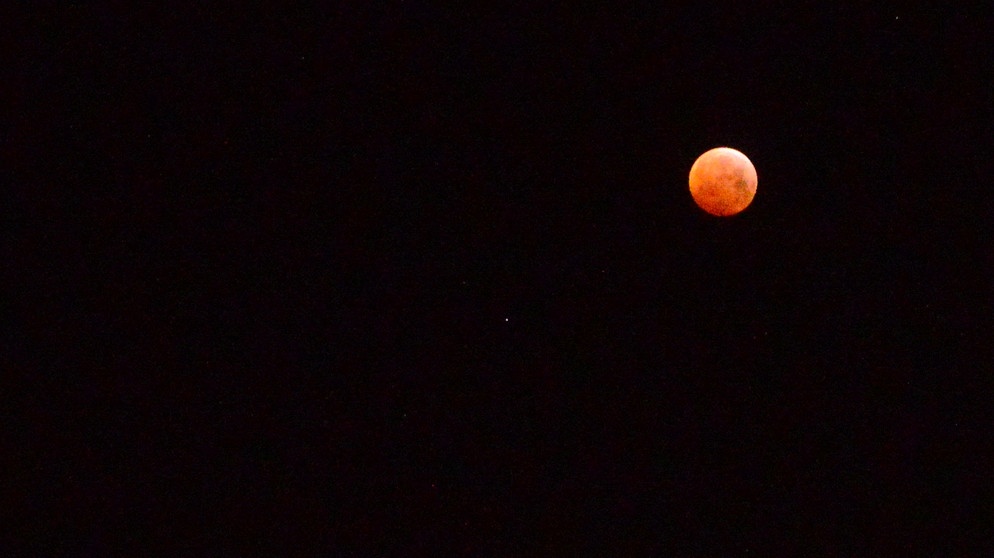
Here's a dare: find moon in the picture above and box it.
[689,147,758,216]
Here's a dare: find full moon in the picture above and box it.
[689,147,758,217]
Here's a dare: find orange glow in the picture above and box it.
[689,147,758,216]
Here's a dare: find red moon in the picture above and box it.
[689,147,758,216]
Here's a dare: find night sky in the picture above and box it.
[9,3,994,554]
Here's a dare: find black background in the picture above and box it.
[7,2,994,554]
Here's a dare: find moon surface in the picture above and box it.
[689,147,758,216]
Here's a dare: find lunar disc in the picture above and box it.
[689,147,758,216]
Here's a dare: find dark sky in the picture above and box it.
[9,3,994,554]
